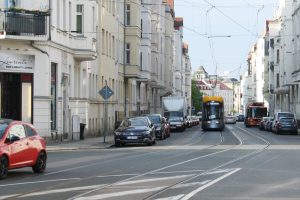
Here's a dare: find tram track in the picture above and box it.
[4,126,271,200]
[2,129,225,200]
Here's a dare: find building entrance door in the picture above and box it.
[0,73,32,122]
[0,73,22,120]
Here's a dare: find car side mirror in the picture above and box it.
[11,135,20,142]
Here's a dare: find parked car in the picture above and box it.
[225,116,236,124]
[272,112,298,134]
[191,116,200,125]
[273,117,298,134]
[259,117,272,130]
[162,117,170,138]
[168,117,186,132]
[0,119,47,179]
[236,114,245,122]
[186,116,193,127]
[265,117,274,131]
[146,114,166,140]
[114,116,156,146]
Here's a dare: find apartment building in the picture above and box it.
[0,0,98,140]
[98,0,125,135]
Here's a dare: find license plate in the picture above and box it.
[127,136,137,139]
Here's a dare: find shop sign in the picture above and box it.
[0,53,35,73]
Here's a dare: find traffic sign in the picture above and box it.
[99,86,114,100]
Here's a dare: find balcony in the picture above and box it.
[0,11,48,41]
[292,69,300,82]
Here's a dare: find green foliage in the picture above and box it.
[191,80,203,114]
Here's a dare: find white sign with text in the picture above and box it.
[0,53,35,73]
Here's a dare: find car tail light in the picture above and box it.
[277,123,281,128]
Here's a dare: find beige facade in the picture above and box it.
[97,0,125,135]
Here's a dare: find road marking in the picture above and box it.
[116,175,192,185]
[21,185,106,197]
[227,126,244,145]
[0,195,20,200]
[0,178,81,187]
[154,194,185,200]
[74,187,164,200]
[202,168,233,175]
[68,147,234,200]
[181,168,241,200]
[152,169,205,174]
[172,180,211,189]
[96,174,138,178]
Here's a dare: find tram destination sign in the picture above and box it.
[0,53,35,73]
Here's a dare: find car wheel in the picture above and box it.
[115,141,121,147]
[0,156,8,179]
[32,151,47,173]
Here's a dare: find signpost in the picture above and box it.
[98,81,114,143]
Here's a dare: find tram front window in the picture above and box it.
[204,105,222,120]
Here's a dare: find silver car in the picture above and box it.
[225,116,236,124]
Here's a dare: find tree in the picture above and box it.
[191,80,203,114]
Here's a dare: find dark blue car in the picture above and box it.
[114,117,156,147]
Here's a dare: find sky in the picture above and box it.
[174,0,278,79]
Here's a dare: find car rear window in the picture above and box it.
[278,113,294,118]
[279,117,294,122]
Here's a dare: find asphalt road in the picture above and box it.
[1,123,300,200]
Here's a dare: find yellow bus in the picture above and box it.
[201,96,225,131]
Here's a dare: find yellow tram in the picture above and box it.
[201,96,225,131]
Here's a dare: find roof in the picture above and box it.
[203,96,224,103]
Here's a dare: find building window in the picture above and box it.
[126,43,130,64]
[102,29,105,54]
[276,49,280,64]
[76,5,84,34]
[125,4,130,26]
[69,2,72,31]
[51,63,57,130]
[276,73,280,88]
[140,52,143,69]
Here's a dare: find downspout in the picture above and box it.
[124,0,128,118]
[48,0,51,40]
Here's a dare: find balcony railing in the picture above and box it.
[0,11,48,37]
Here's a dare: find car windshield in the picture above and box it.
[120,118,148,127]
[0,123,9,139]
[169,117,182,122]
[147,116,161,123]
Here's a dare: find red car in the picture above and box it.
[0,119,47,179]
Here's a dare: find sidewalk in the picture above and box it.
[46,135,115,152]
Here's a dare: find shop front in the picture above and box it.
[0,53,34,123]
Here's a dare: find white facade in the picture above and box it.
[174,19,184,96]
[0,0,98,140]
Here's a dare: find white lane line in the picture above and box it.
[172,180,211,189]
[181,168,241,200]
[116,175,192,186]
[0,195,20,200]
[21,184,106,197]
[68,147,234,200]
[74,187,164,200]
[227,126,244,145]
[202,168,233,175]
[0,178,80,187]
[96,174,138,178]
[151,169,205,175]
[154,194,185,200]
